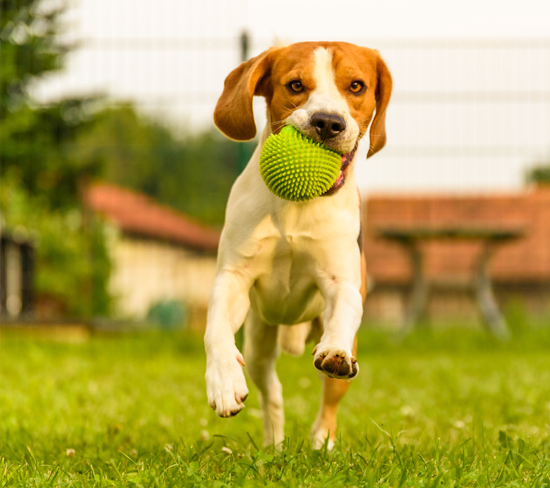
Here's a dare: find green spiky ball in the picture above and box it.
[259,126,341,202]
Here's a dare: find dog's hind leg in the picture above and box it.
[277,322,312,357]
[244,310,284,448]
[311,335,358,450]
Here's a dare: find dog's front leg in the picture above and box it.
[313,277,363,379]
[204,270,251,418]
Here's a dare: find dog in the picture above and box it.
[205,41,392,449]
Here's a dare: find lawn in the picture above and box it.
[1,325,550,487]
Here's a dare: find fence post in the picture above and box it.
[238,30,250,173]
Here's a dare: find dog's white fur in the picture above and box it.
[205,43,390,449]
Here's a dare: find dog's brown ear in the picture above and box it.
[367,53,392,158]
[214,49,278,141]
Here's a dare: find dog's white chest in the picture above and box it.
[235,196,356,325]
[248,227,326,326]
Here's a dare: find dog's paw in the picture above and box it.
[205,350,249,418]
[311,426,335,451]
[312,344,358,380]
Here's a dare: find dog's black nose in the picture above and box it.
[311,113,346,140]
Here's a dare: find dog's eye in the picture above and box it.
[349,81,365,94]
[288,80,304,93]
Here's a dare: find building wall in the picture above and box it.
[109,234,217,319]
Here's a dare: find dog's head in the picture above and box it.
[214,42,392,193]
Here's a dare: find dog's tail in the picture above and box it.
[277,318,322,357]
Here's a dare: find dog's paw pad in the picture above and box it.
[313,347,358,379]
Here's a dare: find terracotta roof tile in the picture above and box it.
[85,183,220,251]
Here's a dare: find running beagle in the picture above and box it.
[205,41,392,449]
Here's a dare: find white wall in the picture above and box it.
[108,235,217,319]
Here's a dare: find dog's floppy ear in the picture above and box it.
[214,48,278,141]
[367,52,392,158]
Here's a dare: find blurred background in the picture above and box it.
[1,0,549,333]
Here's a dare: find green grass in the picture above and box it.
[1,326,550,487]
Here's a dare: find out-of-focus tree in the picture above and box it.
[0,0,255,318]
[1,173,112,317]
[0,0,111,317]
[76,105,254,227]
[1,0,101,207]
[526,162,550,186]
[2,0,253,227]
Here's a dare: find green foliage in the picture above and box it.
[1,0,252,227]
[1,97,102,208]
[76,105,254,227]
[1,0,101,208]
[0,0,66,114]
[0,0,252,323]
[0,0,112,317]
[1,328,550,486]
[0,173,112,317]
[526,163,550,185]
